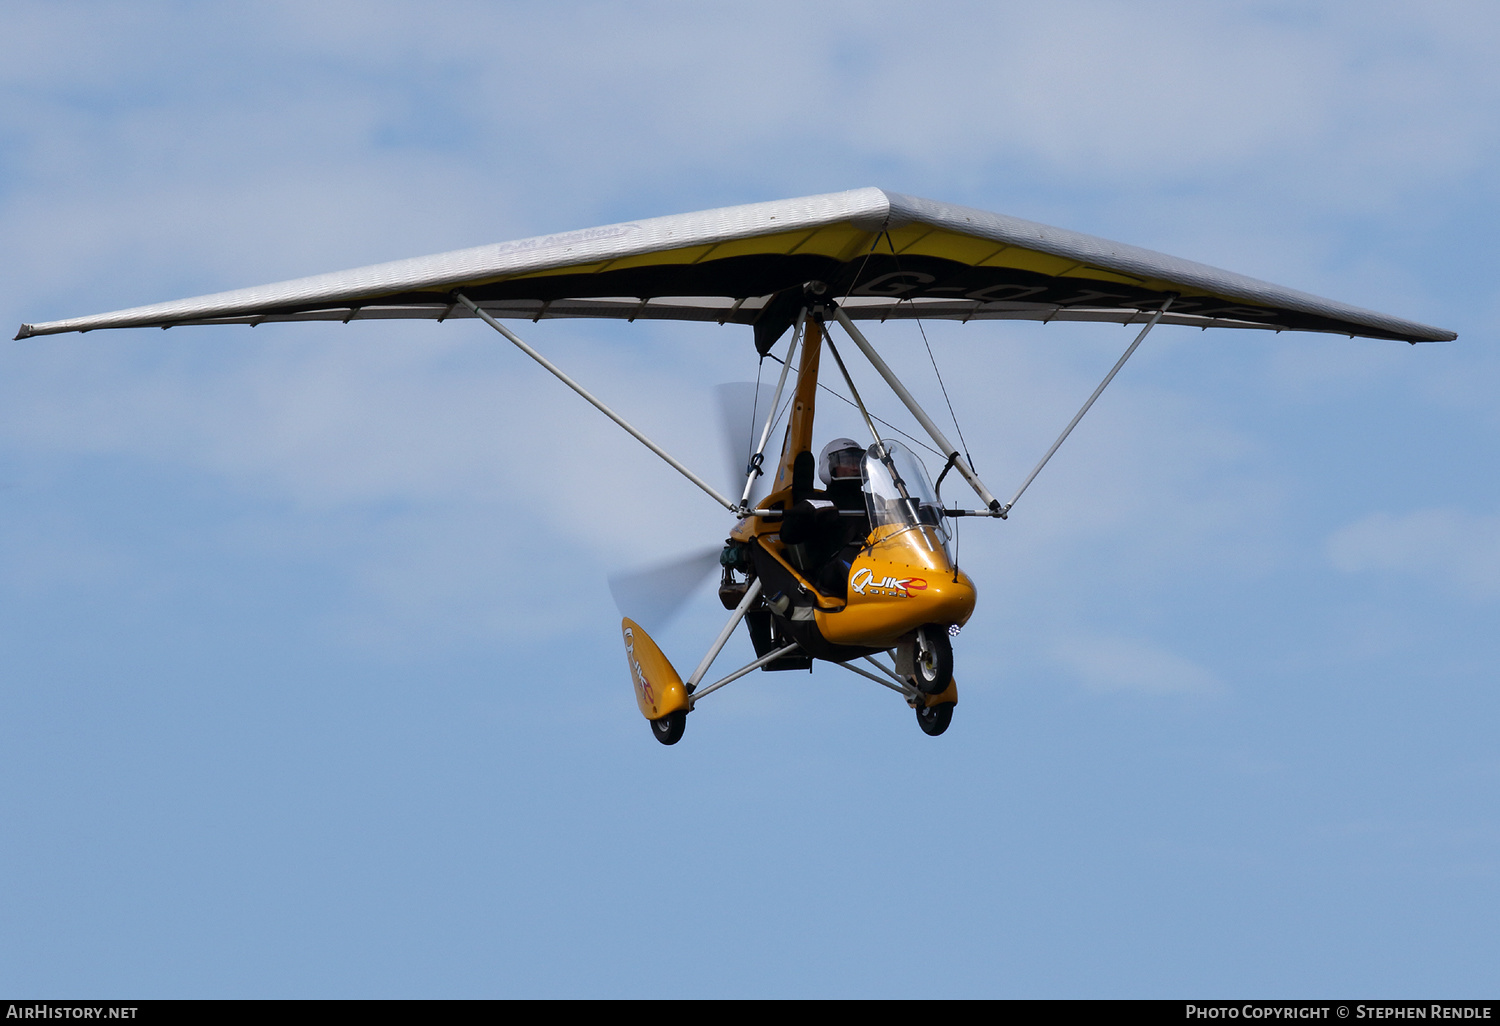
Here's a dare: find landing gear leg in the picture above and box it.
[836,655,958,737]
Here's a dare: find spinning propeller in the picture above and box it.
[606,382,769,631]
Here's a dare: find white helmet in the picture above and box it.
[818,437,864,486]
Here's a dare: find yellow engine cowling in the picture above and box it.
[621,618,689,721]
[815,523,976,648]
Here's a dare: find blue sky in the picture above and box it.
[2,1,1497,997]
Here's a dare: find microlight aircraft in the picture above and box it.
[18,189,1456,744]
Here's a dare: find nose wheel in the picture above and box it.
[650,709,686,745]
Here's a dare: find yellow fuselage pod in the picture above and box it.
[926,678,959,708]
[726,515,844,610]
[815,523,976,648]
[621,618,688,721]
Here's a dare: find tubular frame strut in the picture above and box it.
[821,331,884,449]
[861,653,913,688]
[740,310,806,506]
[689,643,802,706]
[454,292,739,513]
[686,578,764,689]
[832,306,1002,512]
[837,657,919,699]
[999,296,1176,517]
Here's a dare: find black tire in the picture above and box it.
[915,701,954,736]
[911,625,954,695]
[650,709,686,745]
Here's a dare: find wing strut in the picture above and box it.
[998,296,1175,518]
[821,331,885,449]
[831,305,1003,514]
[454,292,739,513]
[740,310,806,505]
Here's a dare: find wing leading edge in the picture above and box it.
[16,188,1456,344]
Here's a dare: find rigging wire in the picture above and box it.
[881,230,978,473]
[744,225,959,486]
[916,316,976,471]
[759,350,946,461]
[748,317,804,487]
[747,353,765,472]
[839,227,886,307]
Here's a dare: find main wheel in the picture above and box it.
[915,701,954,736]
[911,625,954,695]
[649,709,686,746]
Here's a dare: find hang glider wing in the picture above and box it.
[16,188,1456,345]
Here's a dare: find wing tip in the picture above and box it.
[1407,328,1459,343]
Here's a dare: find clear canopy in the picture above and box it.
[861,441,952,559]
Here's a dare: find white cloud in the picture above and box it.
[1050,634,1225,695]
[1327,508,1500,598]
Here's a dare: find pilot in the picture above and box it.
[780,438,870,597]
[818,437,865,513]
